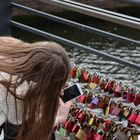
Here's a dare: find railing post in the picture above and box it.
[0,0,12,36]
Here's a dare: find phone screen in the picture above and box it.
[61,84,82,103]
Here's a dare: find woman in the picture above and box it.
[0,37,72,140]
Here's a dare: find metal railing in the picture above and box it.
[0,0,140,70]
[44,0,140,30]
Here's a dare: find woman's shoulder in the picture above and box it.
[0,71,11,81]
[0,71,30,96]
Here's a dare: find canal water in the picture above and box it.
[12,12,140,88]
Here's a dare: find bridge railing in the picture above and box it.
[0,0,140,70]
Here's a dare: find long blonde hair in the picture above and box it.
[0,36,71,140]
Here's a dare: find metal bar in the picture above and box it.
[0,0,12,35]
[10,20,140,70]
[11,2,140,47]
[43,0,140,30]
[62,0,140,22]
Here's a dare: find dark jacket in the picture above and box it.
[0,122,55,140]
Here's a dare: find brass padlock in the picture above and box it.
[76,129,87,140]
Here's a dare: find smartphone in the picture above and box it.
[61,83,83,103]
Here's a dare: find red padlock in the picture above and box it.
[93,74,100,84]
[114,82,122,97]
[133,92,140,106]
[100,80,106,90]
[128,112,138,123]
[127,88,134,103]
[94,133,104,140]
[135,114,140,126]
[103,120,112,132]
[122,91,127,100]
[86,127,94,140]
[71,68,77,79]
[89,103,96,109]
[72,123,80,133]
[103,80,109,92]
[133,98,139,106]
[122,85,128,100]
[79,95,86,103]
[64,120,75,133]
[108,80,115,94]
[83,70,90,82]
[109,101,117,114]
[77,112,86,123]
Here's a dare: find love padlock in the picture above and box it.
[71,68,77,79]
[122,85,128,100]
[79,95,86,103]
[135,114,140,126]
[72,123,80,133]
[59,124,68,137]
[111,106,122,116]
[94,133,104,140]
[76,129,87,140]
[91,97,100,106]
[83,70,90,82]
[128,113,138,123]
[108,80,115,94]
[93,74,100,85]
[122,91,128,100]
[126,88,134,103]
[65,119,75,133]
[114,82,122,97]
[86,127,94,140]
[88,117,94,125]
[77,112,86,123]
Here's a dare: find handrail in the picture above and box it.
[62,0,140,22]
[43,0,140,30]
[11,2,140,47]
[10,20,140,70]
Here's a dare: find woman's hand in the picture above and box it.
[55,98,72,125]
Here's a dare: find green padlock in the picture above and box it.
[59,124,67,137]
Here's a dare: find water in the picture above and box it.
[12,14,140,88]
